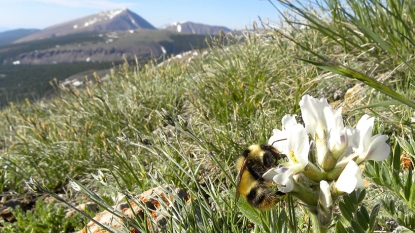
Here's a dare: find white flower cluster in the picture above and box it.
[263,95,390,226]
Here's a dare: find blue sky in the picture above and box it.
[0,0,283,32]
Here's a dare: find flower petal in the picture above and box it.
[264,165,298,193]
[365,135,390,161]
[355,115,374,153]
[268,129,288,153]
[281,178,294,192]
[281,114,298,131]
[345,126,359,149]
[263,168,279,181]
[269,114,297,154]
[299,95,330,137]
[326,107,346,152]
[319,181,332,211]
[335,161,363,194]
[273,166,292,183]
[332,107,344,130]
[273,171,294,193]
[289,124,309,167]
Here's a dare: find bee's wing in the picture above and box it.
[235,157,248,202]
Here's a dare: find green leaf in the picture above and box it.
[389,199,396,216]
[339,201,353,221]
[364,161,380,185]
[392,169,403,190]
[354,100,402,110]
[381,164,394,188]
[356,189,367,204]
[409,137,415,157]
[396,137,414,158]
[381,198,396,216]
[409,168,415,207]
[350,220,366,233]
[404,166,413,201]
[276,210,290,233]
[344,192,357,206]
[392,140,404,171]
[237,199,269,232]
[356,206,369,230]
[368,204,380,232]
[335,221,348,233]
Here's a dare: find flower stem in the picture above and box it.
[310,212,328,233]
[291,182,318,207]
[303,162,324,182]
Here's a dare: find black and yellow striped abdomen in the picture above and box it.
[236,144,285,210]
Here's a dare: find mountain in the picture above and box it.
[0,29,39,46]
[161,21,232,35]
[14,8,155,43]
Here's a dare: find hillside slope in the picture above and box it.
[1,30,208,65]
[0,29,39,46]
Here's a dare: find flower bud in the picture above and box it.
[317,181,333,227]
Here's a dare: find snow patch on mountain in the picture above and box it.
[80,9,127,29]
[161,21,188,29]
[161,21,232,35]
[130,18,138,27]
[103,8,126,19]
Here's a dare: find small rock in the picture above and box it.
[0,207,14,222]
[344,84,365,108]
[76,185,191,233]
[0,194,37,222]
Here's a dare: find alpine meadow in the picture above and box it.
[1,0,415,232]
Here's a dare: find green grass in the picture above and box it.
[1,199,83,233]
[1,0,415,232]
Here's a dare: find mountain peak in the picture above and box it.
[161,21,231,35]
[14,8,155,43]
[98,8,127,20]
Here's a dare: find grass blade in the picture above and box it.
[299,59,415,109]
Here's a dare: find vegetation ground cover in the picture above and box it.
[1,0,415,232]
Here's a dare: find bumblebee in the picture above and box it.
[236,144,285,210]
